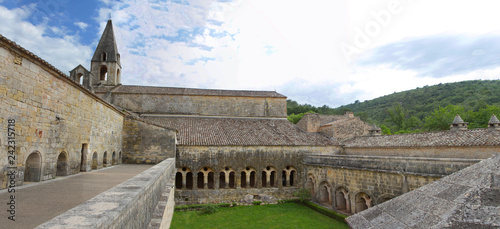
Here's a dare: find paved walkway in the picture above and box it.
[0,164,153,229]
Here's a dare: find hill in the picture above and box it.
[287,80,500,134]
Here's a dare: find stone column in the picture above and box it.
[182,172,187,189]
[193,174,198,190]
[203,172,208,189]
[266,172,271,187]
[225,172,229,189]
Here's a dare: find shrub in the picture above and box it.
[293,188,312,203]
[252,201,262,206]
[232,202,238,207]
[199,204,218,215]
[303,201,347,222]
[278,199,300,204]
[175,203,231,211]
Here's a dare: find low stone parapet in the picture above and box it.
[37,158,176,229]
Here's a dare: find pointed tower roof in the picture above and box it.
[489,114,500,124]
[452,114,464,124]
[91,20,120,63]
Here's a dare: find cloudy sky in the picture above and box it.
[1,0,500,107]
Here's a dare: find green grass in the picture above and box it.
[170,203,349,229]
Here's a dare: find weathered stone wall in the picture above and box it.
[174,145,339,204]
[303,155,480,214]
[319,117,371,142]
[0,40,124,189]
[122,117,176,164]
[37,158,176,229]
[343,146,499,159]
[103,93,287,117]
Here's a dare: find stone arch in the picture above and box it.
[56,152,69,176]
[77,73,83,84]
[262,166,277,187]
[319,181,332,205]
[103,151,108,167]
[99,65,107,81]
[283,165,297,187]
[175,172,182,189]
[177,167,194,190]
[306,174,316,196]
[91,152,98,170]
[197,167,214,189]
[219,167,235,189]
[335,187,350,213]
[112,151,116,165]
[355,192,373,213]
[241,167,257,188]
[25,151,42,182]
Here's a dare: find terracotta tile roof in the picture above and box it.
[347,154,500,228]
[94,85,287,98]
[343,128,500,148]
[142,116,339,146]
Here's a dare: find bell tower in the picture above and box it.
[90,19,121,87]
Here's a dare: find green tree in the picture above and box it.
[386,103,407,131]
[423,105,466,131]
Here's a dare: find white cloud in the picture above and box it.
[74,21,89,30]
[0,5,93,74]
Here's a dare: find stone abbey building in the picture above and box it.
[1,20,499,227]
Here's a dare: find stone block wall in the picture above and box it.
[105,93,287,117]
[319,117,370,142]
[303,155,480,214]
[0,40,124,189]
[37,158,176,229]
[122,117,177,164]
[174,145,339,204]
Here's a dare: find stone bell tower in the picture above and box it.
[90,19,121,87]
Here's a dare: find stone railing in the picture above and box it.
[37,158,176,229]
[304,155,480,177]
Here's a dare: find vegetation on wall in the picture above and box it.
[287,80,500,134]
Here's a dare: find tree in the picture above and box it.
[423,105,466,131]
[386,103,407,131]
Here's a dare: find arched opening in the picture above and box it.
[56,152,68,176]
[229,172,235,188]
[207,172,214,189]
[117,68,121,84]
[306,175,315,196]
[290,170,295,186]
[197,172,204,189]
[282,171,286,186]
[119,151,122,164]
[80,144,88,172]
[77,73,83,85]
[112,151,116,165]
[25,152,42,182]
[336,191,347,210]
[355,193,372,213]
[249,171,256,187]
[319,183,331,204]
[101,52,107,61]
[103,151,108,167]
[186,172,193,189]
[219,172,226,189]
[261,171,267,187]
[91,152,98,170]
[175,172,183,189]
[270,171,276,187]
[241,171,247,188]
[99,66,108,81]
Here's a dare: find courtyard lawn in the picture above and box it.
[170,203,349,229]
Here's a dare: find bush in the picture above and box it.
[278,199,300,204]
[293,188,312,203]
[232,202,238,207]
[199,204,218,215]
[252,201,262,206]
[175,203,231,211]
[303,201,347,222]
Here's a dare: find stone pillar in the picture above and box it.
[346,193,352,213]
[266,172,271,187]
[182,172,187,189]
[225,172,229,189]
[203,172,208,189]
[236,173,241,190]
[246,173,251,187]
[193,174,198,190]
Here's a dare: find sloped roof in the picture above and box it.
[490,114,500,124]
[91,20,120,63]
[141,116,339,146]
[342,128,500,148]
[346,154,500,228]
[94,85,286,98]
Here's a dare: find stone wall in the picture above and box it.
[319,117,370,142]
[37,158,176,229]
[303,155,480,214]
[122,117,177,164]
[0,40,124,189]
[343,146,499,159]
[174,145,339,204]
[104,93,287,117]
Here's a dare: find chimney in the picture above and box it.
[369,124,382,136]
[488,114,500,130]
[449,115,468,131]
